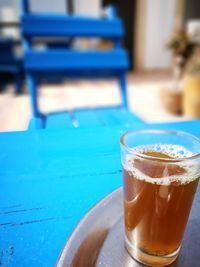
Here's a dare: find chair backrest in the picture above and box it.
[20,0,129,113]
[20,1,129,76]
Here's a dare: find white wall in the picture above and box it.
[0,0,102,40]
[0,0,19,22]
[30,0,67,13]
[0,0,19,38]
[0,0,67,18]
[144,0,176,69]
[0,0,102,19]
[73,0,101,17]
[0,0,67,38]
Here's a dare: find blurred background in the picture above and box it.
[1,0,200,131]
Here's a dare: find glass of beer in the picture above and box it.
[120,129,200,266]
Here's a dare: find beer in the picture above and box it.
[122,144,199,265]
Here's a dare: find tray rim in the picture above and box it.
[56,187,122,266]
[56,185,200,267]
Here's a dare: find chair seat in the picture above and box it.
[28,107,144,130]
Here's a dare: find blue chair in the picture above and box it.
[20,0,143,129]
[0,38,23,94]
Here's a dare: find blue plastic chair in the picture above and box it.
[0,38,23,94]
[20,0,143,129]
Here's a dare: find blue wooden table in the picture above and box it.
[0,121,200,267]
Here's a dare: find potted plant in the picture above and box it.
[167,29,193,80]
[183,47,200,118]
[160,30,194,114]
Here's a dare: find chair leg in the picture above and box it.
[14,73,23,95]
[119,74,128,110]
[27,74,40,117]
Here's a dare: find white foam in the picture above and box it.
[122,144,200,186]
[133,144,194,158]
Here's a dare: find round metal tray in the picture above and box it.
[56,187,200,267]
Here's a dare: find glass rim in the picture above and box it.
[120,129,200,162]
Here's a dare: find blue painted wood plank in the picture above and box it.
[119,74,128,109]
[94,107,144,125]
[21,14,124,38]
[26,74,40,117]
[24,49,129,72]
[28,117,44,130]
[20,0,30,14]
[74,110,102,127]
[0,121,199,177]
[112,108,144,124]
[1,121,200,180]
[106,5,117,18]
[74,108,143,127]
[1,120,200,177]
[0,170,122,267]
[1,121,200,266]
[26,70,126,81]
[0,126,126,177]
[45,112,73,129]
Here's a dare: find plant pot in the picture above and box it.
[183,75,200,119]
[160,84,183,115]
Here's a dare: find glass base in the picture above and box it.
[125,236,180,266]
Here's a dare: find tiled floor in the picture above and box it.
[0,72,185,132]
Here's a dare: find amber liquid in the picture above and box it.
[123,150,199,258]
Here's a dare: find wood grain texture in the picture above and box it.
[0,121,200,266]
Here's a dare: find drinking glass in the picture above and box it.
[120,129,200,266]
